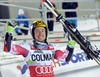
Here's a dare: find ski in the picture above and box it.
[42,0,100,65]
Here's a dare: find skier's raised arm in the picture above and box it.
[3,20,29,57]
[54,40,76,62]
[42,0,100,65]
[3,20,17,52]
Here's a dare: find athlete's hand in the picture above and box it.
[6,20,17,33]
[68,40,76,48]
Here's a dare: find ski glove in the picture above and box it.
[6,20,17,33]
[68,40,76,48]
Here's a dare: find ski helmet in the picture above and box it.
[30,20,48,39]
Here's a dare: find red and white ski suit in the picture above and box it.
[3,33,74,77]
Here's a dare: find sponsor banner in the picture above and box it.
[53,49,98,74]
[0,48,99,77]
[0,62,30,77]
[0,52,30,77]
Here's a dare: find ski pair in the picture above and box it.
[42,0,100,65]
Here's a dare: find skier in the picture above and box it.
[3,20,76,77]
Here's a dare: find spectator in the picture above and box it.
[15,9,29,35]
[62,1,79,34]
